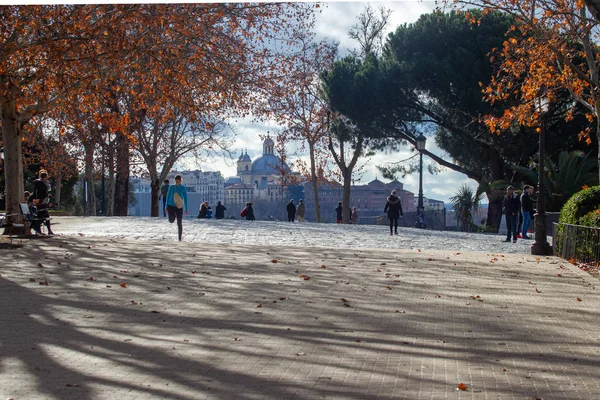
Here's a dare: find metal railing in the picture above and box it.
[554,223,600,264]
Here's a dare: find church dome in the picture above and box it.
[251,154,288,174]
[249,135,289,174]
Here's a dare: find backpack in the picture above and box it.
[240,207,247,217]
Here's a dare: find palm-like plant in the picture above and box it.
[514,151,597,211]
[450,184,484,231]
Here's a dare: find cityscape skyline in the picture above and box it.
[172,1,480,206]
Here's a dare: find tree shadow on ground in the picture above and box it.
[1,237,599,399]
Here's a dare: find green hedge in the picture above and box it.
[556,186,600,259]
[559,186,600,227]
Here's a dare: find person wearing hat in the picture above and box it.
[502,185,521,243]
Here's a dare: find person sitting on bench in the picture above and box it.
[29,169,54,235]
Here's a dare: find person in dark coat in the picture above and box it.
[197,201,211,218]
[384,190,403,236]
[29,169,54,235]
[215,201,226,219]
[335,202,343,224]
[245,202,256,221]
[520,185,534,239]
[502,185,521,243]
[286,199,296,222]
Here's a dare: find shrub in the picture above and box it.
[559,186,600,226]
[579,210,600,228]
[557,186,600,259]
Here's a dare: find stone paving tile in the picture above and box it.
[0,235,598,400]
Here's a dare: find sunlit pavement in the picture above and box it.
[53,216,538,253]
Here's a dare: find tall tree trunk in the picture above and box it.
[150,178,160,217]
[308,142,321,222]
[486,188,504,233]
[83,140,97,216]
[113,131,130,216]
[342,170,352,224]
[107,141,116,216]
[595,100,600,185]
[1,95,26,233]
[281,184,285,221]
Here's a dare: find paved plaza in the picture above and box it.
[1,218,599,399]
[52,216,536,253]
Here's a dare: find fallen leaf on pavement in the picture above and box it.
[271,259,278,263]
[535,288,541,293]
[38,263,44,268]
[120,283,127,288]
[577,297,582,302]
[321,265,327,268]
[257,304,262,308]
[457,383,468,391]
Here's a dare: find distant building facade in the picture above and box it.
[413,197,445,211]
[130,170,224,216]
[302,178,415,222]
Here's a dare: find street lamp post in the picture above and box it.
[415,134,427,229]
[531,96,553,256]
[0,148,4,210]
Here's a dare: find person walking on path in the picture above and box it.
[384,190,403,236]
[287,199,296,222]
[351,207,358,224]
[160,179,170,217]
[29,169,55,235]
[520,185,534,239]
[296,199,306,222]
[245,202,256,221]
[215,201,226,219]
[335,202,343,224]
[502,186,520,243]
[165,174,188,241]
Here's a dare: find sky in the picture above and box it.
[178,1,481,204]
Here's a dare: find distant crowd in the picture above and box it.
[159,177,406,240]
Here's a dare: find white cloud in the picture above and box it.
[187,1,480,204]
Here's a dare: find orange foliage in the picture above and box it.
[1,4,317,212]
[446,0,599,143]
